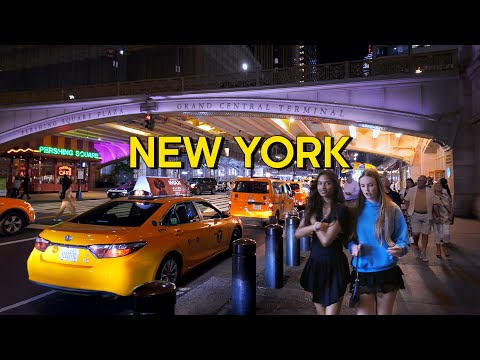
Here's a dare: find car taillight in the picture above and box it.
[268,203,273,208]
[88,242,147,258]
[34,236,50,252]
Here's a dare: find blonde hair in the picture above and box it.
[350,168,397,246]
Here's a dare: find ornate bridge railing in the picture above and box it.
[0,49,458,106]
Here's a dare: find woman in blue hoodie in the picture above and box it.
[347,169,409,315]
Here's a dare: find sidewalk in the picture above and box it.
[216,216,480,315]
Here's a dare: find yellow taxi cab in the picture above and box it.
[229,177,295,225]
[27,176,242,297]
[287,181,309,210]
[0,197,35,236]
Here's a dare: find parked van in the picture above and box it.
[229,177,295,225]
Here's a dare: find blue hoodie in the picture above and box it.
[348,200,409,273]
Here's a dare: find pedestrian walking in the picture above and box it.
[18,173,31,200]
[403,175,440,261]
[346,168,410,315]
[399,178,415,244]
[295,170,352,315]
[432,182,453,258]
[54,184,77,221]
[11,175,22,198]
[60,174,72,193]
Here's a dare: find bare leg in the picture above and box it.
[412,232,420,247]
[442,243,449,257]
[56,202,67,218]
[325,297,343,315]
[436,244,442,258]
[313,302,326,315]
[356,293,376,315]
[375,290,398,315]
[420,234,429,259]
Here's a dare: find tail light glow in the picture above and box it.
[34,236,50,252]
[88,242,147,258]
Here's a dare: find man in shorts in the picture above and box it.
[404,175,440,262]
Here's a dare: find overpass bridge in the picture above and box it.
[0,48,478,216]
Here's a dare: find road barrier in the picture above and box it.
[285,213,300,266]
[231,238,256,315]
[265,223,284,288]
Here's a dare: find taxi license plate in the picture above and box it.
[59,248,79,262]
[253,204,261,210]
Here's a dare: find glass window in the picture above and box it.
[70,201,162,227]
[195,201,222,220]
[233,181,268,194]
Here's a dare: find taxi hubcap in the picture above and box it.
[161,259,178,283]
[4,215,22,234]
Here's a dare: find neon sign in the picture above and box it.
[38,146,100,159]
[58,166,72,176]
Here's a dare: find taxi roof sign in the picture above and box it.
[129,176,188,199]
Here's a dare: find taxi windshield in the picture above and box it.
[70,201,163,227]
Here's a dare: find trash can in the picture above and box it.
[132,280,176,316]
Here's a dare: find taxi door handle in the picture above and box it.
[174,229,183,236]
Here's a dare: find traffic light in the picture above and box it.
[144,114,155,130]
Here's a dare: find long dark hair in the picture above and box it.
[439,178,451,197]
[304,169,345,226]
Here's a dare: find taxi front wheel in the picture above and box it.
[156,255,181,284]
[0,212,26,236]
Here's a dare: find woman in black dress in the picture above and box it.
[295,169,351,315]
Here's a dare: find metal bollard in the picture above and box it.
[285,213,300,266]
[265,224,284,288]
[232,238,257,315]
[132,280,176,316]
[298,210,311,252]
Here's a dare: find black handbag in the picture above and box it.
[349,253,360,308]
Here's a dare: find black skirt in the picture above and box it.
[300,252,351,307]
[350,265,405,295]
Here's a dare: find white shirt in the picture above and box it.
[403,186,439,219]
[343,179,359,201]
